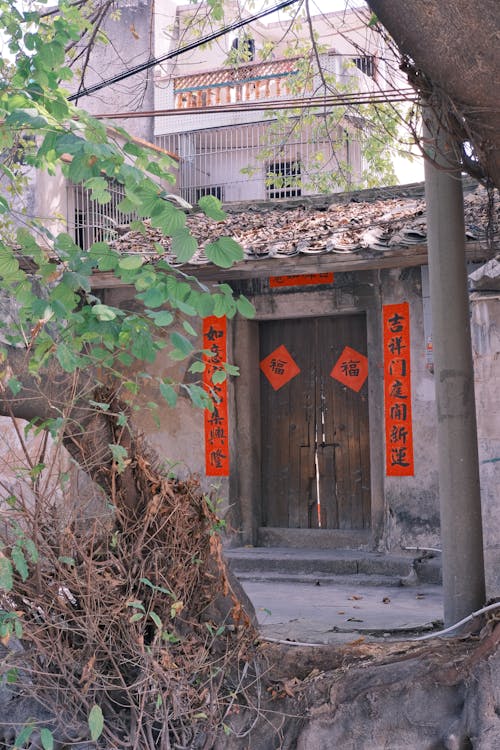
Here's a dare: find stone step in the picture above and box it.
[234,571,408,587]
[225,547,442,585]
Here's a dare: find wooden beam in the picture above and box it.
[90,241,495,289]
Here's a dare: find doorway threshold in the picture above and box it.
[257,527,371,550]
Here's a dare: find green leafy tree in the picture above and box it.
[0,2,255,745]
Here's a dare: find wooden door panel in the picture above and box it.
[261,318,314,527]
[260,314,370,530]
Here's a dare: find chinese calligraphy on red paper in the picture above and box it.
[260,344,301,390]
[203,316,229,476]
[269,273,334,288]
[330,345,369,392]
[383,302,414,476]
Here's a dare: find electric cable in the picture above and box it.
[68,0,302,102]
[93,88,417,120]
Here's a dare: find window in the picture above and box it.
[194,186,225,203]
[352,56,376,78]
[72,180,135,250]
[266,160,302,200]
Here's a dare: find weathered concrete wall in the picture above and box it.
[471,293,500,597]
[72,0,157,142]
[379,266,441,552]
[103,286,230,502]
[102,268,443,552]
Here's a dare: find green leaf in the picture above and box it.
[150,201,186,235]
[118,255,144,271]
[6,667,18,684]
[23,538,38,564]
[197,294,215,318]
[186,384,211,409]
[88,704,104,742]
[0,251,22,281]
[58,556,76,567]
[212,369,227,384]
[5,108,47,129]
[129,612,144,623]
[170,331,194,357]
[89,242,119,272]
[159,381,177,407]
[198,194,226,221]
[13,724,34,748]
[183,320,197,337]
[137,283,169,308]
[109,443,128,472]
[149,611,162,629]
[205,237,244,268]
[7,377,22,396]
[40,728,54,750]
[236,295,256,318]
[0,557,13,591]
[56,342,80,373]
[11,546,28,581]
[171,229,198,263]
[140,577,174,596]
[148,310,174,327]
[92,304,117,321]
[188,361,206,374]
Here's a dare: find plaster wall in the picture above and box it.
[158,3,389,78]
[237,270,441,550]
[378,267,440,552]
[34,166,68,245]
[102,287,229,501]
[93,269,497,569]
[71,0,157,142]
[471,294,500,597]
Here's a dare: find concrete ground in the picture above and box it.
[240,579,444,645]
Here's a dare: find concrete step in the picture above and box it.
[225,547,442,585]
[234,571,408,587]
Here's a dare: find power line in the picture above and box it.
[94,88,417,120]
[68,0,302,102]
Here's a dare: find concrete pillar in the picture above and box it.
[423,109,485,626]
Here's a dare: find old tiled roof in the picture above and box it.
[110,181,499,269]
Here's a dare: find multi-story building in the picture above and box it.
[32,1,402,247]
[153,1,398,204]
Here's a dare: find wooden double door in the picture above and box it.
[260,314,371,530]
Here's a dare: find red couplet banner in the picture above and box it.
[202,316,229,476]
[269,273,334,288]
[383,302,414,476]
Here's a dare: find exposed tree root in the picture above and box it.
[0,437,257,749]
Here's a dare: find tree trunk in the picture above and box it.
[217,623,500,749]
[0,345,139,511]
[368,0,500,189]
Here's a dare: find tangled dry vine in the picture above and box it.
[0,429,257,749]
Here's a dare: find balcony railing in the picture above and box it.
[173,58,300,109]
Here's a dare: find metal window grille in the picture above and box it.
[351,56,375,78]
[155,117,352,204]
[266,160,302,199]
[194,185,225,203]
[69,180,136,250]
